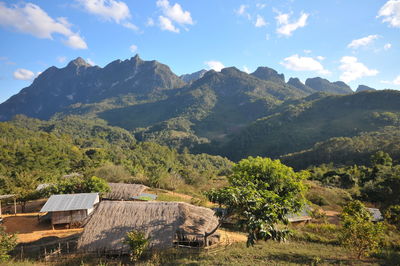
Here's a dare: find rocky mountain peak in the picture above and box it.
[251,67,285,83]
[67,57,91,68]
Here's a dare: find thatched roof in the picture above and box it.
[104,183,148,200]
[77,201,220,252]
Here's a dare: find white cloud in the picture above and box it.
[348,35,379,49]
[316,56,325,61]
[147,18,155,26]
[204,61,225,72]
[243,65,250,73]
[256,3,266,9]
[276,12,309,36]
[76,0,139,31]
[13,68,35,80]
[394,75,400,85]
[265,34,270,40]
[156,0,193,32]
[158,16,179,33]
[377,0,400,27]
[63,34,88,49]
[255,15,267,27]
[303,49,312,54]
[235,4,251,20]
[87,58,95,65]
[339,56,378,83]
[129,44,138,53]
[122,22,139,31]
[77,0,130,23]
[57,56,67,63]
[0,2,87,49]
[281,54,330,75]
[382,75,400,85]
[236,5,248,16]
[384,43,392,50]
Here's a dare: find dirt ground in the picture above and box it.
[323,210,341,224]
[2,213,82,243]
[218,229,247,245]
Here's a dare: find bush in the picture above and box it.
[0,226,17,262]
[94,164,132,183]
[307,192,329,206]
[124,230,149,262]
[339,201,386,259]
[385,205,400,230]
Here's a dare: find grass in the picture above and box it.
[291,223,340,245]
[6,240,381,265]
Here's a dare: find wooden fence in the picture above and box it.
[11,231,233,262]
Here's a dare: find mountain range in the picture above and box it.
[1,55,399,168]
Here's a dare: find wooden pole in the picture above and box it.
[0,200,2,217]
[14,197,17,215]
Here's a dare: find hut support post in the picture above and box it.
[14,197,17,215]
[0,200,2,217]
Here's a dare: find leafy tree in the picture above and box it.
[0,226,17,262]
[384,205,400,230]
[83,176,110,194]
[339,201,385,259]
[40,176,110,197]
[371,151,393,167]
[124,230,149,262]
[206,156,307,246]
[5,171,41,212]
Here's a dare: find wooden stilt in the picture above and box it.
[14,197,17,215]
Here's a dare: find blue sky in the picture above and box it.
[1,0,400,103]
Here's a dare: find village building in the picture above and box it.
[0,194,17,223]
[287,205,313,223]
[367,208,383,222]
[102,183,148,201]
[40,193,99,229]
[77,201,220,253]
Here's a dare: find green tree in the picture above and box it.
[124,230,149,262]
[206,156,307,246]
[371,151,392,167]
[83,176,110,195]
[0,226,17,262]
[385,205,400,230]
[339,200,385,259]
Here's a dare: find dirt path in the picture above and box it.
[2,213,82,243]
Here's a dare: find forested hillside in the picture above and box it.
[217,90,400,162]
[0,116,232,198]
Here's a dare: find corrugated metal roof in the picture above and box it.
[367,208,383,222]
[131,193,158,201]
[40,193,99,212]
[287,204,312,222]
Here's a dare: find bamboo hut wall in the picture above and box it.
[51,210,88,225]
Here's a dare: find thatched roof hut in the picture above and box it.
[77,201,220,253]
[103,183,148,201]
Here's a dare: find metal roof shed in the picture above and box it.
[40,193,99,229]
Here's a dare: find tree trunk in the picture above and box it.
[204,220,223,247]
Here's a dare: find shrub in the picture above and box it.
[385,205,400,230]
[339,200,386,259]
[94,164,132,183]
[124,230,149,262]
[307,192,329,206]
[0,226,17,262]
